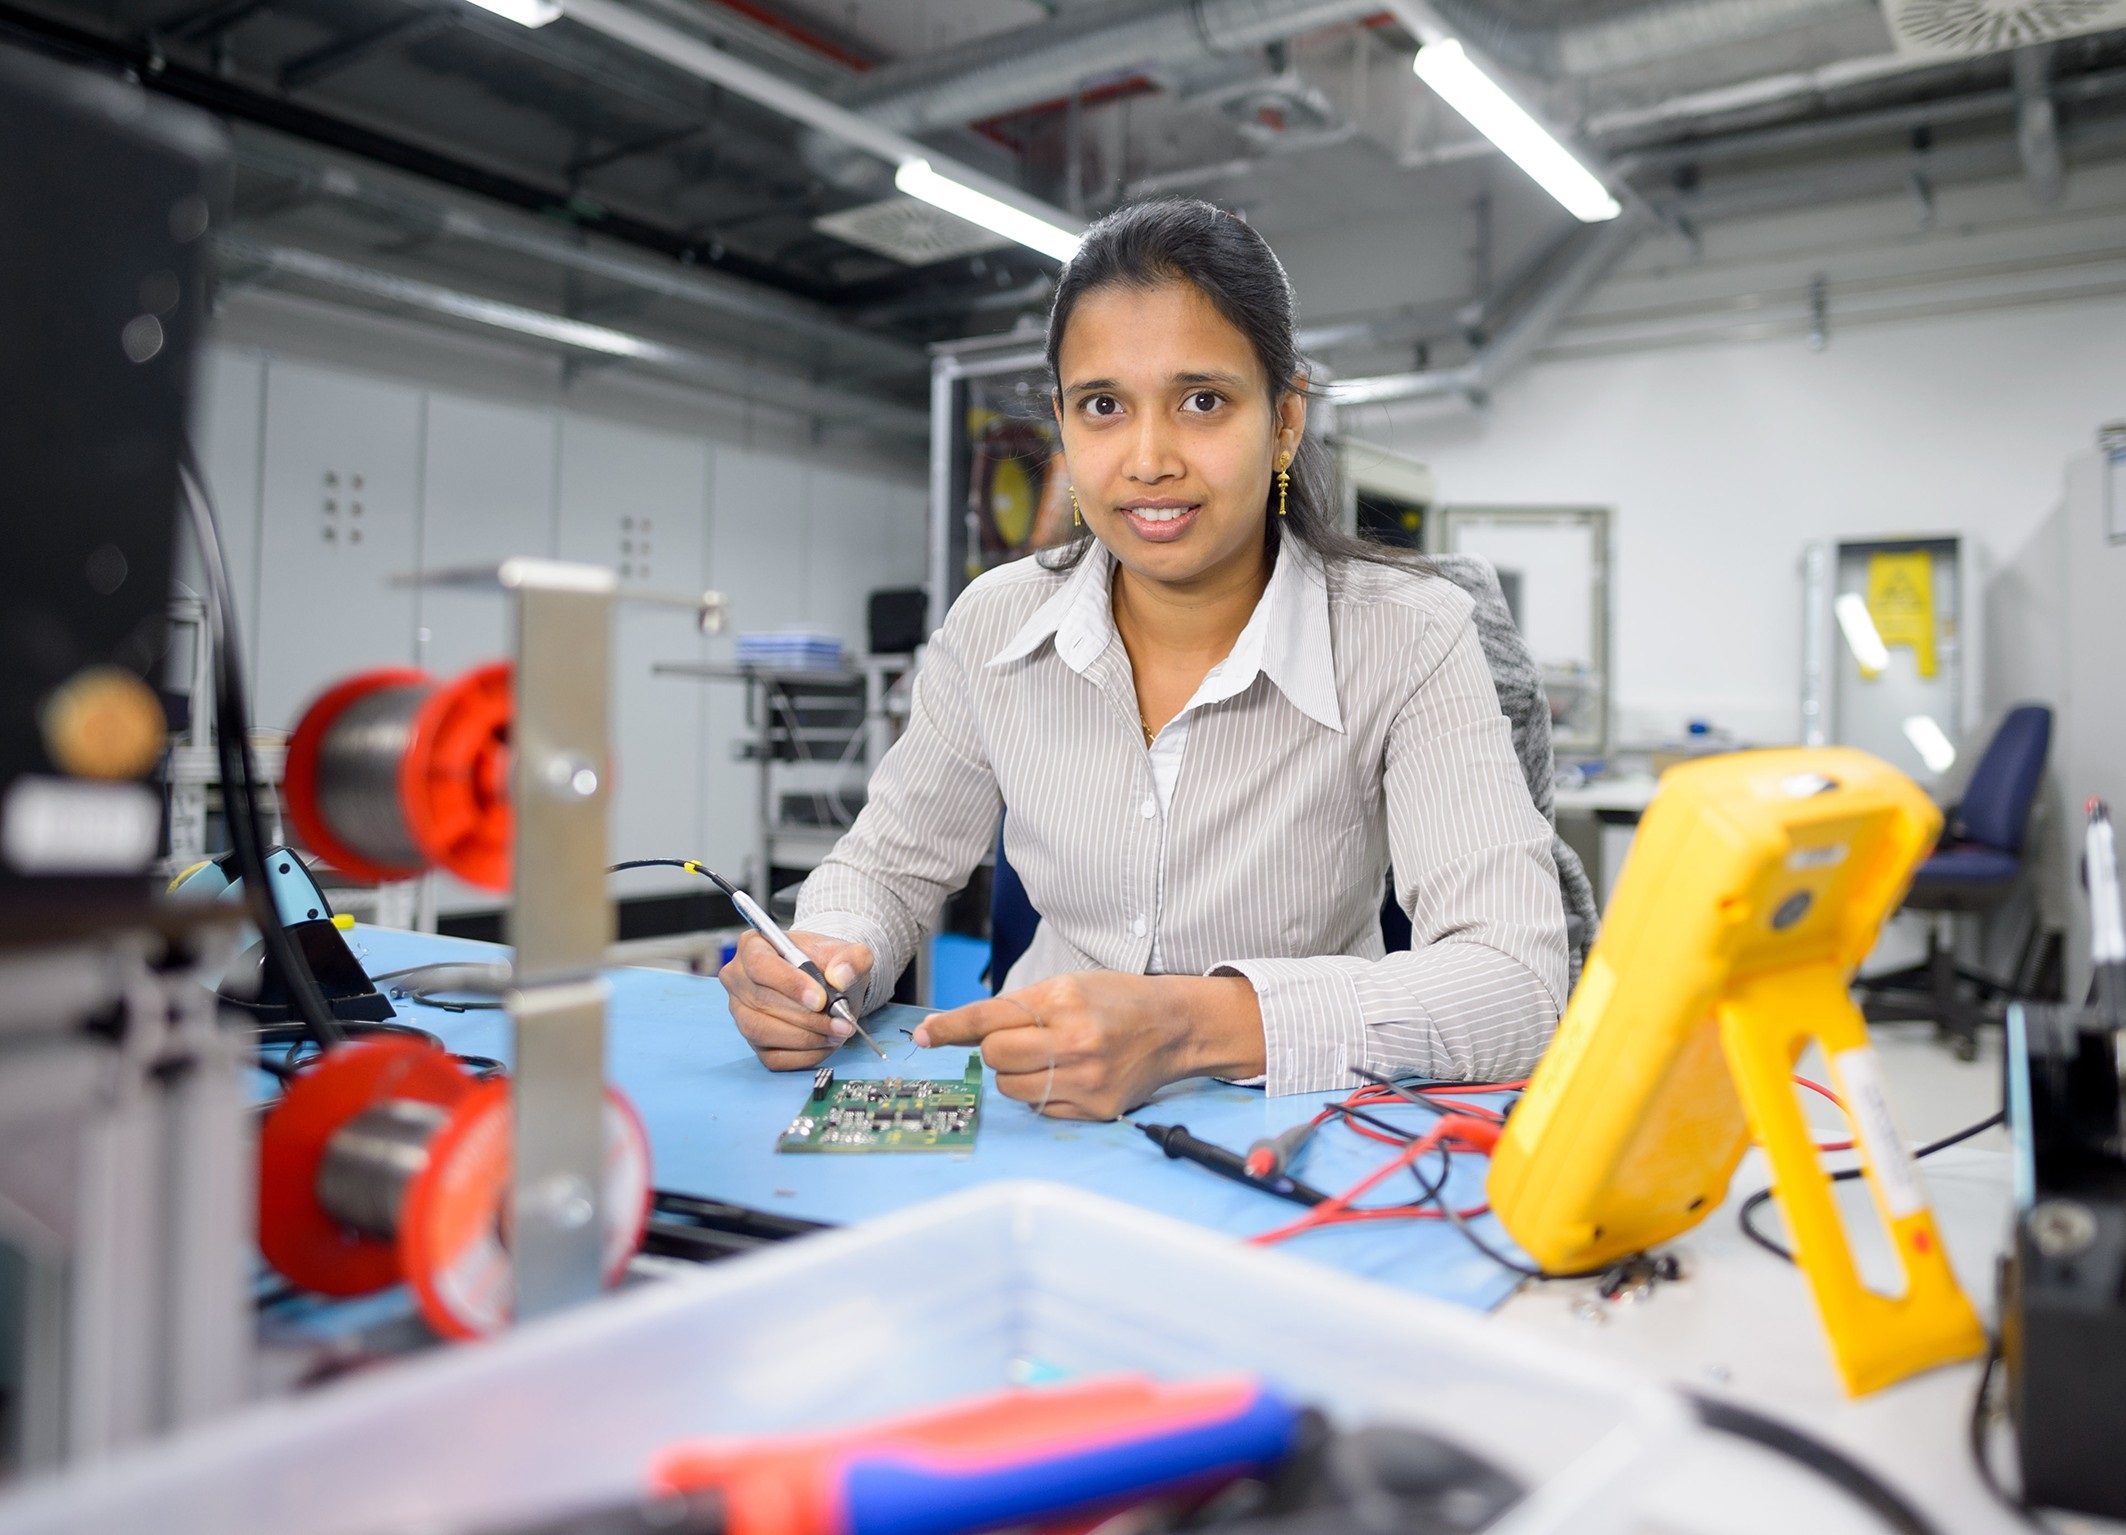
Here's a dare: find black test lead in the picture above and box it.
[1139,1122,1329,1207]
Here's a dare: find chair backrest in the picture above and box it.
[989,818,1040,992]
[1954,703,2053,853]
[1425,555,1597,988]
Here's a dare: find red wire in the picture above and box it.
[1793,1074,1855,1153]
[1252,1070,1859,1253]
[1250,1113,1502,1247]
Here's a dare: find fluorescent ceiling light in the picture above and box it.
[1902,716,1958,776]
[1834,593,1890,674]
[463,0,560,27]
[1412,41,1620,223]
[895,159,1082,264]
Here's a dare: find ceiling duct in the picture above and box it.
[1330,215,1643,407]
[833,0,1898,146]
[215,236,930,439]
[1392,0,1877,79]
[832,0,1380,135]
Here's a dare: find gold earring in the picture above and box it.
[1069,487,1082,528]
[1276,452,1291,517]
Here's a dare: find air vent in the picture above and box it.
[814,195,1010,267]
[1880,0,2126,58]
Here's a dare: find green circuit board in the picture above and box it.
[775,1056,984,1153]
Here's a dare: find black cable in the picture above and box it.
[1968,1332,2046,1527]
[1688,1393,1943,1535]
[408,987,507,1012]
[609,858,738,899]
[1419,1143,1620,1282]
[1738,1112,2005,1264]
[178,446,343,1049]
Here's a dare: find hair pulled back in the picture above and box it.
[1041,197,1402,573]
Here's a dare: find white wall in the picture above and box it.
[1346,291,2126,750]
[189,312,926,911]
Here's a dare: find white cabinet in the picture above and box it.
[558,418,711,892]
[418,392,557,679]
[253,363,421,730]
[805,467,926,651]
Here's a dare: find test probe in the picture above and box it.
[1138,1122,1327,1207]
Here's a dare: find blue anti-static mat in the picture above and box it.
[335,927,1529,1312]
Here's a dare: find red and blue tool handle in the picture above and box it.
[653,1374,1303,1535]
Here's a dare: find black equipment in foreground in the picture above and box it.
[2001,798,2126,1519]
[0,41,222,940]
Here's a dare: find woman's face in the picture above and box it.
[1053,279,1304,593]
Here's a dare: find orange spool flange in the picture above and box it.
[258,1037,477,1297]
[400,661,513,892]
[399,1081,651,1340]
[258,1039,653,1340]
[283,662,514,892]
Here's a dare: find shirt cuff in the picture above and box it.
[1210,956,1374,1096]
[787,907,899,1016]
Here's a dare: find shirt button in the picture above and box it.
[1132,915,1147,937]
[1140,799,1156,819]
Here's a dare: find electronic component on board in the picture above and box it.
[777,1056,983,1153]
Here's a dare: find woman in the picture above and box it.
[722,199,1568,1120]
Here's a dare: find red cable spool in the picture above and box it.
[259,1038,652,1340]
[284,662,514,892]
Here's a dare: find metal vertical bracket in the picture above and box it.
[501,557,616,1322]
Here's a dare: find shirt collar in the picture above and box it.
[984,532,1344,734]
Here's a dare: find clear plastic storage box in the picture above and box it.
[0,1182,1692,1535]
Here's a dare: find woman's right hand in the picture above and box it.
[720,930,876,1070]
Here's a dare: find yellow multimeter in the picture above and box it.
[1488,747,1985,1395]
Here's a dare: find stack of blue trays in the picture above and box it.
[735,629,848,673]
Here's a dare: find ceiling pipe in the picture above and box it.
[1407,0,1872,79]
[554,0,1081,245]
[832,0,1377,135]
[214,235,930,438]
[2015,44,2065,204]
[1329,214,1643,406]
[231,140,925,378]
[834,0,1883,144]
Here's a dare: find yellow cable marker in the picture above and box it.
[1488,746,1985,1395]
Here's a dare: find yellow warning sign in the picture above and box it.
[1866,551,1937,679]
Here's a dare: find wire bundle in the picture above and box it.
[1243,1075,1529,1263]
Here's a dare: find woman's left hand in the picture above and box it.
[912,972,1266,1120]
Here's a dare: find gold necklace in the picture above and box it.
[1140,713,1156,747]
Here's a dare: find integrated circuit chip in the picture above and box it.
[775,1055,984,1153]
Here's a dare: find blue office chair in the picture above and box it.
[1859,702,2054,1058]
[987,556,1596,995]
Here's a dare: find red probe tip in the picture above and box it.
[1243,1148,1274,1178]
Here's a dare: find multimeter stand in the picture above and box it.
[1487,747,1990,1398]
[1721,964,1985,1396]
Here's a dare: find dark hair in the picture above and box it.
[1040,197,1412,574]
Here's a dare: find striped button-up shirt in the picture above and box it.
[795,534,1569,1095]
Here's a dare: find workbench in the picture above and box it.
[345,927,1522,1312]
[336,928,2042,1535]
